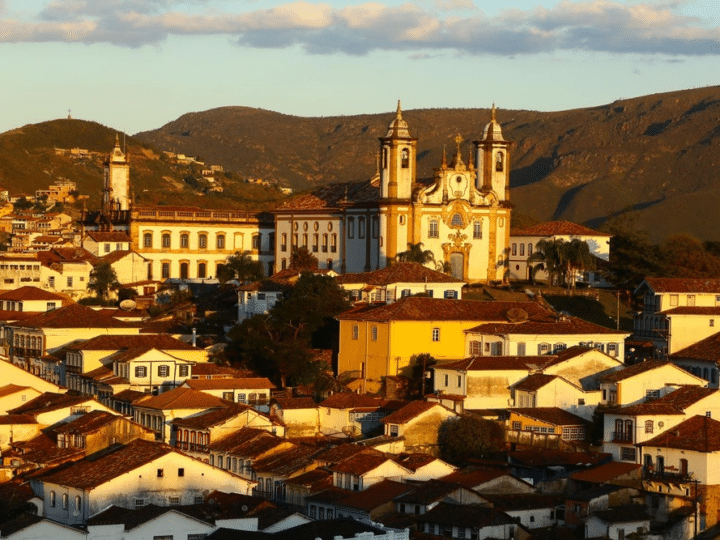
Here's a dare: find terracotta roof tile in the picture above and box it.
[511,374,562,391]
[599,360,676,382]
[8,393,97,416]
[314,444,380,464]
[671,331,720,362]
[65,333,196,351]
[135,386,231,411]
[613,386,718,416]
[184,378,276,391]
[273,397,318,410]
[336,298,551,322]
[191,364,254,378]
[469,313,628,336]
[383,401,445,425]
[172,403,255,429]
[335,262,463,286]
[111,389,153,404]
[662,307,720,316]
[276,181,379,212]
[571,462,642,483]
[53,411,128,435]
[330,453,403,475]
[394,453,443,472]
[208,427,287,456]
[418,502,516,527]
[251,445,322,476]
[511,407,590,426]
[641,415,720,451]
[334,479,414,512]
[38,439,174,489]
[0,384,32,397]
[12,303,139,329]
[643,278,720,294]
[436,356,554,372]
[0,414,37,425]
[512,221,611,237]
[320,393,389,409]
[483,494,564,511]
[86,231,132,243]
[0,286,67,302]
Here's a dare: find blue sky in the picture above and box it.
[1,0,719,134]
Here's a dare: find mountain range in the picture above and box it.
[2,85,720,242]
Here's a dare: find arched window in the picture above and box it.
[429,219,439,238]
[75,495,81,511]
[401,148,410,168]
[331,234,337,252]
[180,233,189,248]
[281,233,287,251]
[161,233,171,248]
[216,235,225,249]
[496,152,504,172]
[143,232,153,248]
[382,147,388,169]
[528,244,533,256]
[645,420,654,434]
[62,494,68,510]
[520,244,525,256]
[473,220,482,239]
[198,234,207,249]
[451,213,463,227]
[358,217,366,239]
[50,491,56,507]
[511,243,517,256]
[198,263,207,278]
[347,218,355,239]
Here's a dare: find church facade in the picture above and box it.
[84,104,512,284]
[273,103,512,283]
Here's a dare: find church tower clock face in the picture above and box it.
[453,175,468,198]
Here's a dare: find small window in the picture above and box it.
[169,496,180,506]
[401,148,410,168]
[178,468,184,477]
[216,235,225,249]
[143,232,153,248]
[50,491,56,507]
[432,327,440,342]
[157,468,164,478]
[161,234,171,248]
[711,319,715,327]
[46,302,56,311]
[179,365,189,377]
[135,366,147,378]
[62,494,68,510]
[198,234,207,249]
[645,420,654,434]
[352,325,359,340]
[512,243,517,256]
[371,326,378,341]
[161,262,170,279]
[67,276,73,287]
[429,219,439,238]
[473,220,482,239]
[158,365,169,377]
[104,243,110,253]
[180,233,189,248]
[359,217,366,239]
[444,290,456,299]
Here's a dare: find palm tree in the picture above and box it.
[527,238,565,286]
[396,243,435,265]
[564,238,596,290]
[218,251,265,284]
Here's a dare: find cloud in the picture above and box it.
[1,0,720,56]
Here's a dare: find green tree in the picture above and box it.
[89,262,119,299]
[218,251,264,283]
[661,234,720,278]
[227,273,350,387]
[12,197,33,211]
[564,238,596,290]
[409,353,436,398]
[438,415,505,463]
[290,246,319,270]
[527,238,566,286]
[396,242,435,265]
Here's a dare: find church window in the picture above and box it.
[198,234,207,249]
[302,234,308,248]
[451,213,463,227]
[161,262,170,278]
[496,152,504,172]
[520,244,525,256]
[527,244,533,256]
[429,220,439,238]
[281,233,287,251]
[401,148,410,168]
[312,234,319,252]
[331,234,337,253]
[473,221,482,239]
[359,217,366,238]
[347,218,355,239]
[198,263,207,278]
[322,234,328,252]
[180,234,189,248]
[143,233,153,248]
[512,243,517,256]
[216,235,225,249]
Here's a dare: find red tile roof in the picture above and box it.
[38,439,174,489]
[314,444,379,464]
[208,427,287,456]
[0,384,32,398]
[335,263,463,286]
[191,364,254,378]
[468,313,628,336]
[382,401,447,425]
[171,403,255,429]
[12,303,138,329]
[662,307,720,316]
[0,286,67,302]
[183,377,276,391]
[0,414,37,425]
[276,181,379,212]
[330,453,405,475]
[8,393,97,416]
[337,298,551,322]
[599,360,677,383]
[613,386,718,416]
[512,221,611,237]
[333,479,414,512]
[511,374,564,391]
[436,356,554,372]
[640,415,720,452]
[85,231,132,243]
[53,411,127,435]
[511,407,590,426]
[251,445,322,476]
[273,397,318,410]
[671,331,720,362]
[571,462,642,483]
[135,386,231,411]
[65,333,196,351]
[643,278,720,294]
[320,393,389,410]
[394,453,444,472]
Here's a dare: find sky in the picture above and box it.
[1,0,720,134]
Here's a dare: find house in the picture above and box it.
[36,438,255,525]
[571,461,643,491]
[334,262,465,304]
[393,478,487,515]
[81,231,132,256]
[510,374,590,415]
[251,445,323,501]
[670,331,720,387]
[207,427,293,477]
[306,480,414,521]
[509,221,612,284]
[8,393,115,427]
[439,467,535,494]
[172,403,280,460]
[381,401,458,455]
[0,514,86,540]
[584,505,651,540]
[0,384,42,415]
[507,407,591,442]
[508,451,610,487]
[283,468,334,508]
[564,484,640,525]
[0,286,69,313]
[640,415,720,528]
[86,504,218,540]
[181,378,276,412]
[330,453,413,491]
[0,360,64,395]
[336,297,551,392]
[393,452,457,481]
[53,410,154,454]
[318,393,404,438]
[598,360,705,407]
[269,397,319,437]
[94,249,151,287]
[0,414,39,452]
[131,386,232,442]
[484,494,565,529]
[602,385,720,463]
[415,501,527,540]
[633,278,720,359]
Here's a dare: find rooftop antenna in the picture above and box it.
[67,108,72,120]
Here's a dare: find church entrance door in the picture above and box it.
[449,253,464,280]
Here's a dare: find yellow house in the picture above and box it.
[336,297,551,393]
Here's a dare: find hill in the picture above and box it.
[135,86,720,242]
[0,120,287,212]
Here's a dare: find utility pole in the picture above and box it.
[616,290,621,331]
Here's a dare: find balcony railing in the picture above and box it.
[175,441,209,453]
[644,469,691,483]
[612,431,634,443]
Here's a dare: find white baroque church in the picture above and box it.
[84,103,512,284]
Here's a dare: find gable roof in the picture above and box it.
[468,313,628,336]
[0,286,67,302]
[53,411,126,435]
[335,262,463,286]
[511,407,590,426]
[8,392,96,416]
[641,278,720,294]
[336,298,551,322]
[275,180,379,212]
[0,384,33,398]
[64,333,197,351]
[85,231,132,243]
[671,331,720,362]
[613,386,718,416]
[382,401,447,425]
[599,360,677,383]
[330,453,403,475]
[512,221,611,237]
[436,356,555,372]
[135,386,231,411]
[333,479,414,512]
[641,415,720,452]
[172,403,256,429]
[571,461,642,483]
[208,427,287,455]
[38,439,174,489]
[511,374,566,392]
[12,303,138,329]
[183,377,276,391]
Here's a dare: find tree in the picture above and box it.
[438,415,505,463]
[527,238,566,286]
[12,197,33,211]
[89,262,119,299]
[661,234,720,278]
[396,242,435,265]
[227,273,350,387]
[218,251,264,283]
[564,238,596,290]
[290,246,319,270]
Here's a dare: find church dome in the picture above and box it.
[385,101,413,138]
[481,104,506,141]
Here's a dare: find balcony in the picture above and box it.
[644,468,692,483]
[612,431,634,443]
[175,441,209,453]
